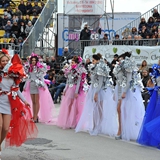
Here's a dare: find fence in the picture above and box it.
[65,39,160,58]
[21,0,57,58]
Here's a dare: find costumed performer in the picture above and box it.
[23,53,55,124]
[0,50,37,159]
[113,52,145,141]
[76,53,118,136]
[57,56,87,129]
[137,60,160,149]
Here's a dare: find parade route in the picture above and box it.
[2,104,160,160]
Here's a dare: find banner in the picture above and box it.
[83,45,160,65]
[64,0,104,15]
[57,13,140,56]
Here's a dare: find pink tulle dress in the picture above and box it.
[23,61,55,124]
[56,63,87,129]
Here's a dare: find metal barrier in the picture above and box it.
[116,3,160,38]
[65,39,160,58]
[21,0,57,58]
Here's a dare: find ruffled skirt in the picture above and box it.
[6,94,38,147]
[121,86,145,141]
[57,85,86,129]
[23,81,55,124]
[137,88,160,148]
[75,86,118,136]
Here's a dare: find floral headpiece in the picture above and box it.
[1,48,10,59]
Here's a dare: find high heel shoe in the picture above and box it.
[115,135,122,140]
[34,117,39,123]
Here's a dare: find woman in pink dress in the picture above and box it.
[57,56,87,129]
[23,53,55,124]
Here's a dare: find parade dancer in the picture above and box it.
[113,52,145,141]
[76,53,118,136]
[137,61,160,149]
[23,53,55,123]
[57,56,87,129]
[0,50,37,159]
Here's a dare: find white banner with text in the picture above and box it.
[64,0,104,15]
[83,45,160,65]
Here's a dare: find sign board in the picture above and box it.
[57,12,141,56]
[64,0,104,15]
[83,45,160,65]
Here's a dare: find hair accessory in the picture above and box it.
[2,48,9,55]
[78,56,82,63]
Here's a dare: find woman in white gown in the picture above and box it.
[113,52,145,141]
[76,53,118,136]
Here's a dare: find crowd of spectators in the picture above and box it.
[0,0,44,50]
[109,8,160,46]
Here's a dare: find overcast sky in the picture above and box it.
[58,0,160,14]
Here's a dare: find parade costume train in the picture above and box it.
[137,64,160,149]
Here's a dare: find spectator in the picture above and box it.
[147,17,155,29]
[25,21,33,36]
[40,2,45,12]
[138,17,148,31]
[7,6,14,17]
[133,35,139,46]
[126,35,133,45]
[3,20,12,38]
[24,14,31,24]
[2,13,9,27]
[152,8,160,19]
[151,34,158,46]
[31,2,41,15]
[80,23,91,55]
[99,33,109,45]
[138,35,143,46]
[14,7,22,17]
[53,71,66,103]
[12,14,19,23]
[112,34,122,45]
[0,38,8,49]
[141,69,154,109]
[26,1,32,15]
[151,24,158,35]
[139,60,148,75]
[18,0,26,15]
[122,28,130,39]
[50,56,56,69]
[31,12,38,25]
[2,0,10,8]
[104,58,112,69]
[157,34,160,45]
[139,25,150,39]
[11,20,19,38]
[19,21,26,39]
[63,47,71,60]
[130,27,138,38]
[4,9,11,19]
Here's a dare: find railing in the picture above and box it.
[21,0,57,58]
[116,3,160,38]
[63,39,160,58]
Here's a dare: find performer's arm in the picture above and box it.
[95,75,103,93]
[123,72,132,93]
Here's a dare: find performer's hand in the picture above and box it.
[121,92,126,99]
[94,93,98,102]
[24,101,30,108]
[74,93,78,98]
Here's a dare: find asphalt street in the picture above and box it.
[1,104,160,160]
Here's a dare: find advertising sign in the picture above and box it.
[64,0,104,15]
[57,12,141,56]
[83,45,160,65]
